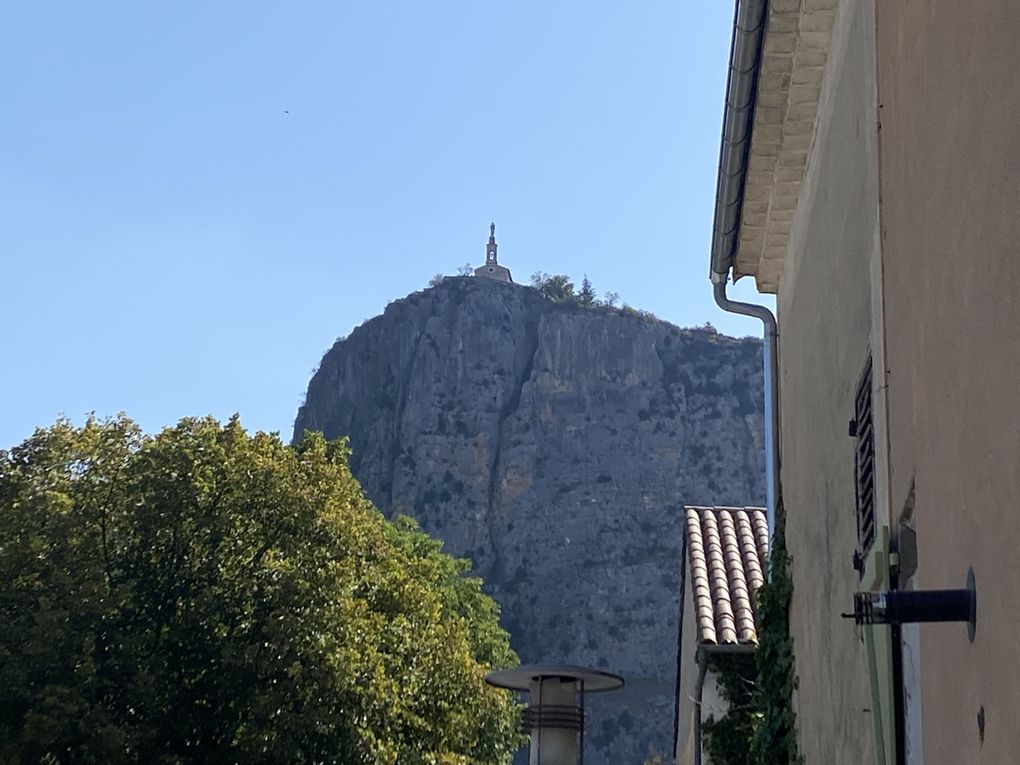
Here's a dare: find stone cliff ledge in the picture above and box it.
[294,276,764,764]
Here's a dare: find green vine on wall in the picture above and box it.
[702,498,803,764]
[703,653,757,765]
[750,498,803,764]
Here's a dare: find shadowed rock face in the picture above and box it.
[294,277,764,765]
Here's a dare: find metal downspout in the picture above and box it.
[713,279,779,537]
[707,0,778,539]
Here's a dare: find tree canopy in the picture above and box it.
[0,416,521,765]
[529,272,576,303]
[528,272,660,322]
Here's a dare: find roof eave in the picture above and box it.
[709,0,769,284]
[709,0,839,294]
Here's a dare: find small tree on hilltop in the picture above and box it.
[0,416,521,765]
[604,290,620,308]
[578,275,597,307]
[530,273,575,303]
[458,262,475,277]
[541,274,575,302]
[530,271,551,288]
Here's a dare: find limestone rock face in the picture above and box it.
[294,277,764,765]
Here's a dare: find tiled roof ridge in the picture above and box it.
[684,505,769,647]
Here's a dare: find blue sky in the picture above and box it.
[1,1,771,449]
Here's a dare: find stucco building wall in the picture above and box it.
[774,1,879,761]
[876,1,1020,762]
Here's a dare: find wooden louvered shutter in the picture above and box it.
[851,356,876,575]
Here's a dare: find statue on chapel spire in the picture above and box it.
[486,222,498,265]
[474,222,513,283]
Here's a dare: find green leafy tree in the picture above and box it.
[529,272,576,303]
[543,275,575,302]
[578,276,597,307]
[702,654,757,765]
[0,416,521,765]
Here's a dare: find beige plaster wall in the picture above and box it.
[876,1,1020,762]
[775,1,879,761]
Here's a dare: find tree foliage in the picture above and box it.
[578,276,596,307]
[702,654,757,765]
[0,416,521,765]
[529,272,576,303]
[526,273,663,322]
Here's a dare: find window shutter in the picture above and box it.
[852,356,876,571]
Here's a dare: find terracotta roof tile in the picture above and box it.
[684,506,769,646]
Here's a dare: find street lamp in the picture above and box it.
[486,665,624,765]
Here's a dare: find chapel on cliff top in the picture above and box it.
[474,223,513,283]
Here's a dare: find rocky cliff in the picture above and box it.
[294,276,764,764]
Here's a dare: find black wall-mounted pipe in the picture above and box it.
[843,569,976,641]
[847,589,972,625]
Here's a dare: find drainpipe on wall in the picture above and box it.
[708,0,779,539]
[713,279,779,537]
